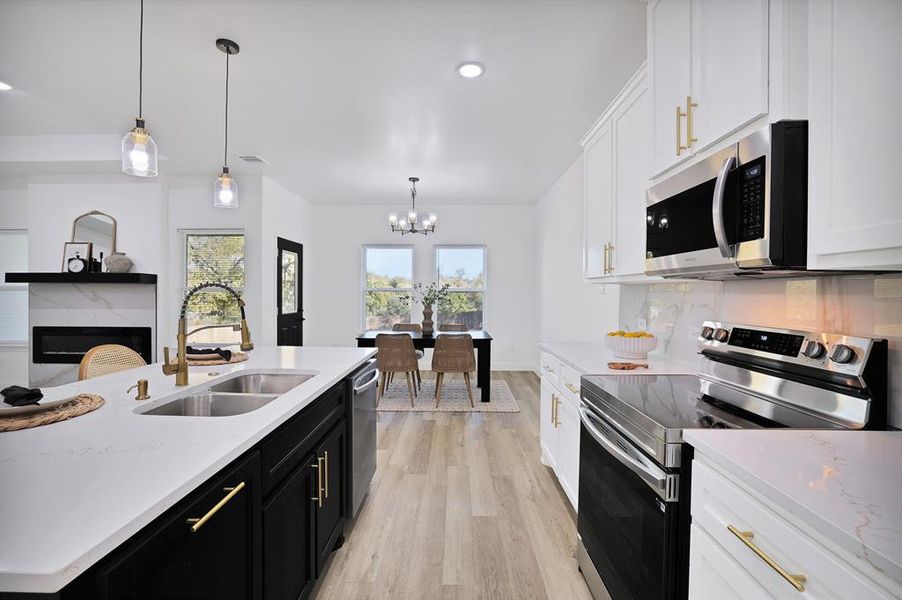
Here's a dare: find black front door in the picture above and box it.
[277,237,303,346]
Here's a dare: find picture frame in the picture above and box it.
[61,242,93,274]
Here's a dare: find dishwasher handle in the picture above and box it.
[354,368,380,394]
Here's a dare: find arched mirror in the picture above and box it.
[72,211,117,260]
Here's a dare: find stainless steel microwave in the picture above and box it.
[645,121,808,279]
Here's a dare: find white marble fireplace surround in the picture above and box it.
[28,283,156,387]
[619,273,902,429]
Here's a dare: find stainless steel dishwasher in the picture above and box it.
[346,359,378,518]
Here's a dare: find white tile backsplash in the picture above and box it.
[619,274,902,428]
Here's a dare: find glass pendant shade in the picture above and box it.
[213,168,238,208]
[121,120,158,177]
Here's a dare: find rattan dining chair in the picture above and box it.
[375,333,420,407]
[431,334,477,407]
[438,323,467,332]
[391,323,424,389]
[78,344,147,381]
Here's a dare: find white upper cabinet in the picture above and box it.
[648,0,769,178]
[583,121,614,279]
[808,0,902,270]
[692,0,768,151]
[649,0,693,176]
[582,65,651,282]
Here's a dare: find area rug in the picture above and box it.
[377,378,520,413]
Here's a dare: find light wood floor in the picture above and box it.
[314,371,592,600]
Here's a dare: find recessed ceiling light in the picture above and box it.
[0,81,12,91]
[457,62,484,79]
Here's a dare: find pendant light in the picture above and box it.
[213,38,239,208]
[121,0,159,177]
[389,177,437,236]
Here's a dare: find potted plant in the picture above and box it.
[405,282,451,336]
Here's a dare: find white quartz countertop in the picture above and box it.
[0,345,376,593]
[685,429,902,584]
[539,341,699,375]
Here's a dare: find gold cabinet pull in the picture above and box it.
[323,451,329,499]
[552,395,561,428]
[676,105,688,155]
[686,96,698,146]
[186,481,246,533]
[565,383,580,395]
[607,243,615,274]
[727,525,806,592]
[603,243,611,275]
[311,457,324,507]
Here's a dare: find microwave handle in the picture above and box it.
[712,155,737,259]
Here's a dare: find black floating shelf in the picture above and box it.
[5,272,157,284]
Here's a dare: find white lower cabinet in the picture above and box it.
[689,524,774,600]
[539,353,580,511]
[690,457,898,600]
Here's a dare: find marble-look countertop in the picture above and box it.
[686,429,902,584]
[0,346,376,593]
[539,341,700,375]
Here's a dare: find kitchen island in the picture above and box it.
[0,346,375,597]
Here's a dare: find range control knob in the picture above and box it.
[803,340,827,359]
[829,344,855,364]
[698,416,715,428]
[700,326,715,340]
[714,328,730,342]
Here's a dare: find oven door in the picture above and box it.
[577,402,680,600]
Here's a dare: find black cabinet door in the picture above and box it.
[262,456,316,600]
[314,423,346,574]
[97,452,262,600]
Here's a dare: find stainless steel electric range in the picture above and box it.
[576,321,888,600]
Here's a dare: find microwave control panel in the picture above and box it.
[738,157,765,242]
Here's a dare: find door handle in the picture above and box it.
[676,105,688,155]
[354,369,380,393]
[323,451,329,499]
[186,481,246,533]
[686,96,698,146]
[310,457,323,507]
[727,525,806,592]
[712,155,737,259]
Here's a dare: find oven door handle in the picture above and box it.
[712,155,737,259]
[579,403,670,499]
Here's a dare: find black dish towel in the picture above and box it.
[185,346,233,362]
[2,385,43,407]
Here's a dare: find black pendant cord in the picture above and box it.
[223,52,230,168]
[138,0,144,120]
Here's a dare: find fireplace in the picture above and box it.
[32,326,153,365]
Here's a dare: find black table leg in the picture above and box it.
[477,342,491,402]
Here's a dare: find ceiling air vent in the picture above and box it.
[239,155,267,163]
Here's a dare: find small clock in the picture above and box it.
[67,254,87,273]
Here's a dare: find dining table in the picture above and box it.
[355,330,493,402]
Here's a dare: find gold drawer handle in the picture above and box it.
[186,481,246,533]
[676,105,688,155]
[564,383,579,395]
[311,457,324,507]
[727,524,806,592]
[324,451,330,499]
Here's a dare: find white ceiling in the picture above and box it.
[0,0,646,205]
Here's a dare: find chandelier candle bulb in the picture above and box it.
[389,212,398,225]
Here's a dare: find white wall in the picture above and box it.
[536,155,619,343]
[305,204,539,370]
[0,178,29,384]
[259,176,314,345]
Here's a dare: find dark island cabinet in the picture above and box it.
[97,451,262,600]
[314,423,346,575]
[8,381,351,600]
[262,455,316,600]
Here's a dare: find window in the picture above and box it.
[183,230,245,345]
[363,246,413,330]
[435,246,485,330]
[0,230,27,343]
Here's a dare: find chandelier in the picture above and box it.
[389,177,437,235]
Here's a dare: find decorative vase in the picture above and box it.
[104,252,133,273]
[422,304,434,336]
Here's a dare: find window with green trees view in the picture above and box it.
[435,246,485,330]
[363,246,413,330]
[184,231,245,344]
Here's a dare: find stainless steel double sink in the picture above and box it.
[139,372,316,417]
